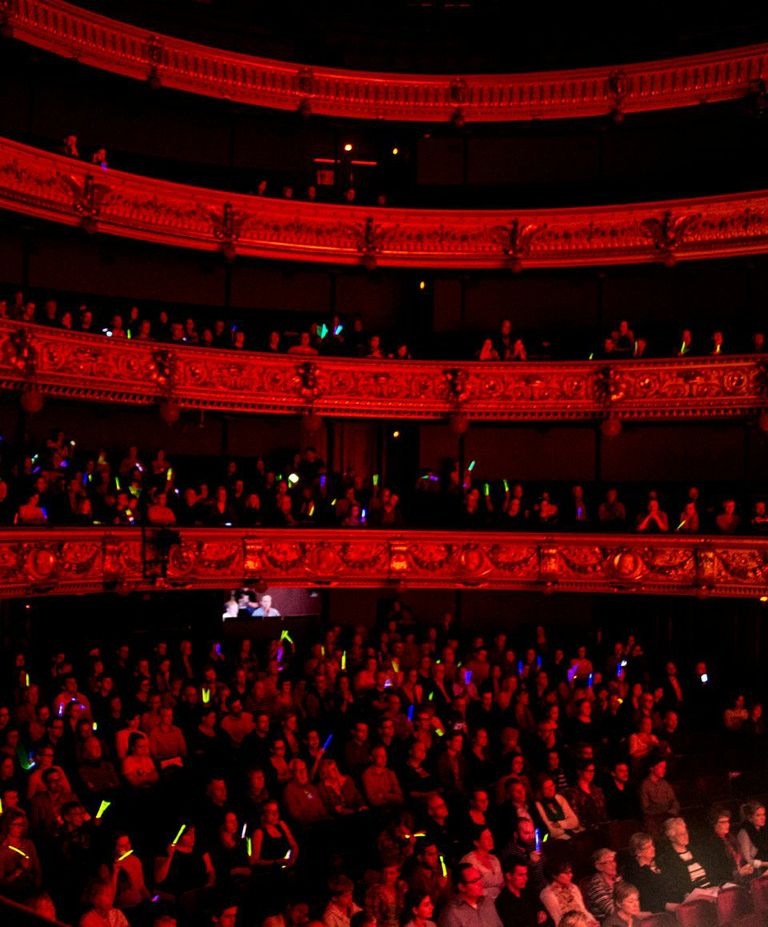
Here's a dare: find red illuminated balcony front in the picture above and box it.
[4,0,768,123]
[2,527,767,601]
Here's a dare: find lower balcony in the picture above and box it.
[3,527,768,600]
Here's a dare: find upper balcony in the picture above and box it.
[2,137,768,269]
[4,0,768,124]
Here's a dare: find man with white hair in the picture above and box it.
[253,594,281,617]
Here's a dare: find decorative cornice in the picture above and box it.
[2,528,768,600]
[2,138,768,268]
[0,321,765,422]
[3,0,768,122]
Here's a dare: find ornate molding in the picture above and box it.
[2,138,768,268]
[0,321,765,422]
[4,0,768,122]
[1,528,768,599]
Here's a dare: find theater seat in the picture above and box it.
[716,885,758,927]
[638,914,677,927]
[750,875,768,916]
[675,899,718,927]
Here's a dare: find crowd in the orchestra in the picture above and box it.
[3,287,766,362]
[3,432,768,536]
[0,608,766,927]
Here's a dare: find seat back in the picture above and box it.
[638,914,677,927]
[716,885,752,926]
[749,875,768,914]
[675,899,718,927]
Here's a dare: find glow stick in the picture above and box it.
[392,659,400,672]
[282,849,292,867]
[439,855,447,877]
[373,474,379,487]
[96,800,111,819]
[24,673,29,687]
[408,705,414,721]
[117,850,134,861]
[468,460,476,472]
[241,823,248,839]
[322,734,333,751]
[534,828,541,852]
[172,824,186,846]
[8,845,29,859]
[503,480,509,493]
[435,727,445,737]
[246,837,252,856]
[341,651,346,670]
[201,688,211,704]
[16,744,34,771]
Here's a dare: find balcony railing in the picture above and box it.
[3,527,767,600]
[3,0,767,123]
[1,137,768,269]
[1,321,765,422]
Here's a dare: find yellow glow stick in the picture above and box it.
[96,800,111,819]
[439,855,447,877]
[201,687,211,704]
[172,824,186,846]
[341,651,346,670]
[246,836,252,856]
[117,850,134,861]
[8,845,29,859]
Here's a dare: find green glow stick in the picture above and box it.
[172,824,186,846]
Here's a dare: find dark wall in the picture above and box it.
[419,421,760,487]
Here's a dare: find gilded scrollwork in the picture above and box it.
[0,530,763,597]
[3,139,768,269]
[0,321,764,422]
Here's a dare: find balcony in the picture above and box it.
[1,321,765,422]
[3,527,767,600]
[4,0,768,123]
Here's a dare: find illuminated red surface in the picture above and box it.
[1,321,764,422]
[2,527,766,600]
[1,138,768,268]
[5,0,768,122]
